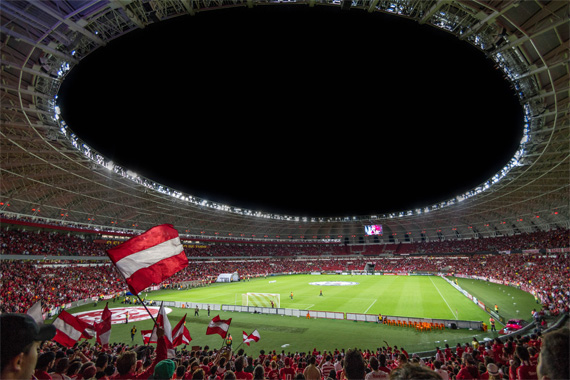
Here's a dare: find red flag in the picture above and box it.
[172,314,192,347]
[94,303,112,348]
[206,315,232,339]
[106,224,188,294]
[141,329,154,344]
[53,310,91,347]
[181,326,192,345]
[243,329,260,346]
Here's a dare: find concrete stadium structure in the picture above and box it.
[1,0,568,244]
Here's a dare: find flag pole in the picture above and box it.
[114,262,158,326]
[135,292,158,326]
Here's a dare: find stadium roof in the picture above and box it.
[1,0,568,243]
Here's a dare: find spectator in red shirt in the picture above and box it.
[34,351,55,380]
[456,354,479,380]
[111,327,167,379]
[279,358,295,380]
[233,356,253,380]
[515,345,537,380]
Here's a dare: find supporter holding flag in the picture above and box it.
[106,224,188,295]
[206,315,232,339]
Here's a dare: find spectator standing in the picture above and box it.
[320,355,335,379]
[234,356,253,380]
[35,351,56,380]
[515,346,538,380]
[433,361,449,380]
[279,358,295,380]
[365,356,389,380]
[342,348,366,380]
[303,356,321,380]
[456,354,479,380]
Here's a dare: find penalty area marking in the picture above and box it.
[429,276,458,320]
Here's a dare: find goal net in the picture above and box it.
[242,293,280,308]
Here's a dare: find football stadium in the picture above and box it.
[1,1,569,380]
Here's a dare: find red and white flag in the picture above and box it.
[94,303,112,348]
[141,329,154,344]
[52,310,91,347]
[106,224,188,294]
[242,329,260,346]
[206,315,232,339]
[149,303,178,357]
[172,314,192,347]
[150,303,173,345]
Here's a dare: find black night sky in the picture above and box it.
[57,4,524,217]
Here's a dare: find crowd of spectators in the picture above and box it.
[10,323,570,380]
[1,225,569,379]
[2,227,568,258]
[1,253,568,321]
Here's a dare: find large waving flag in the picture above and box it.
[242,329,260,346]
[206,315,232,339]
[53,310,91,347]
[172,314,192,347]
[94,303,112,348]
[106,224,188,294]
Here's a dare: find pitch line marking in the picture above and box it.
[364,299,377,314]
[429,276,458,320]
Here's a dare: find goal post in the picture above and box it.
[242,293,280,308]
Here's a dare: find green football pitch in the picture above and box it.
[63,275,537,354]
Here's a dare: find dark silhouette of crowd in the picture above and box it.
[2,310,569,380]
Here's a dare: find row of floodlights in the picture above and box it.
[54,103,530,223]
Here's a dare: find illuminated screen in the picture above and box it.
[364,225,383,236]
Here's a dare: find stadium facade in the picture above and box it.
[1,0,568,244]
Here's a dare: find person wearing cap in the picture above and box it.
[1,313,57,380]
[149,359,176,380]
[484,363,501,380]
